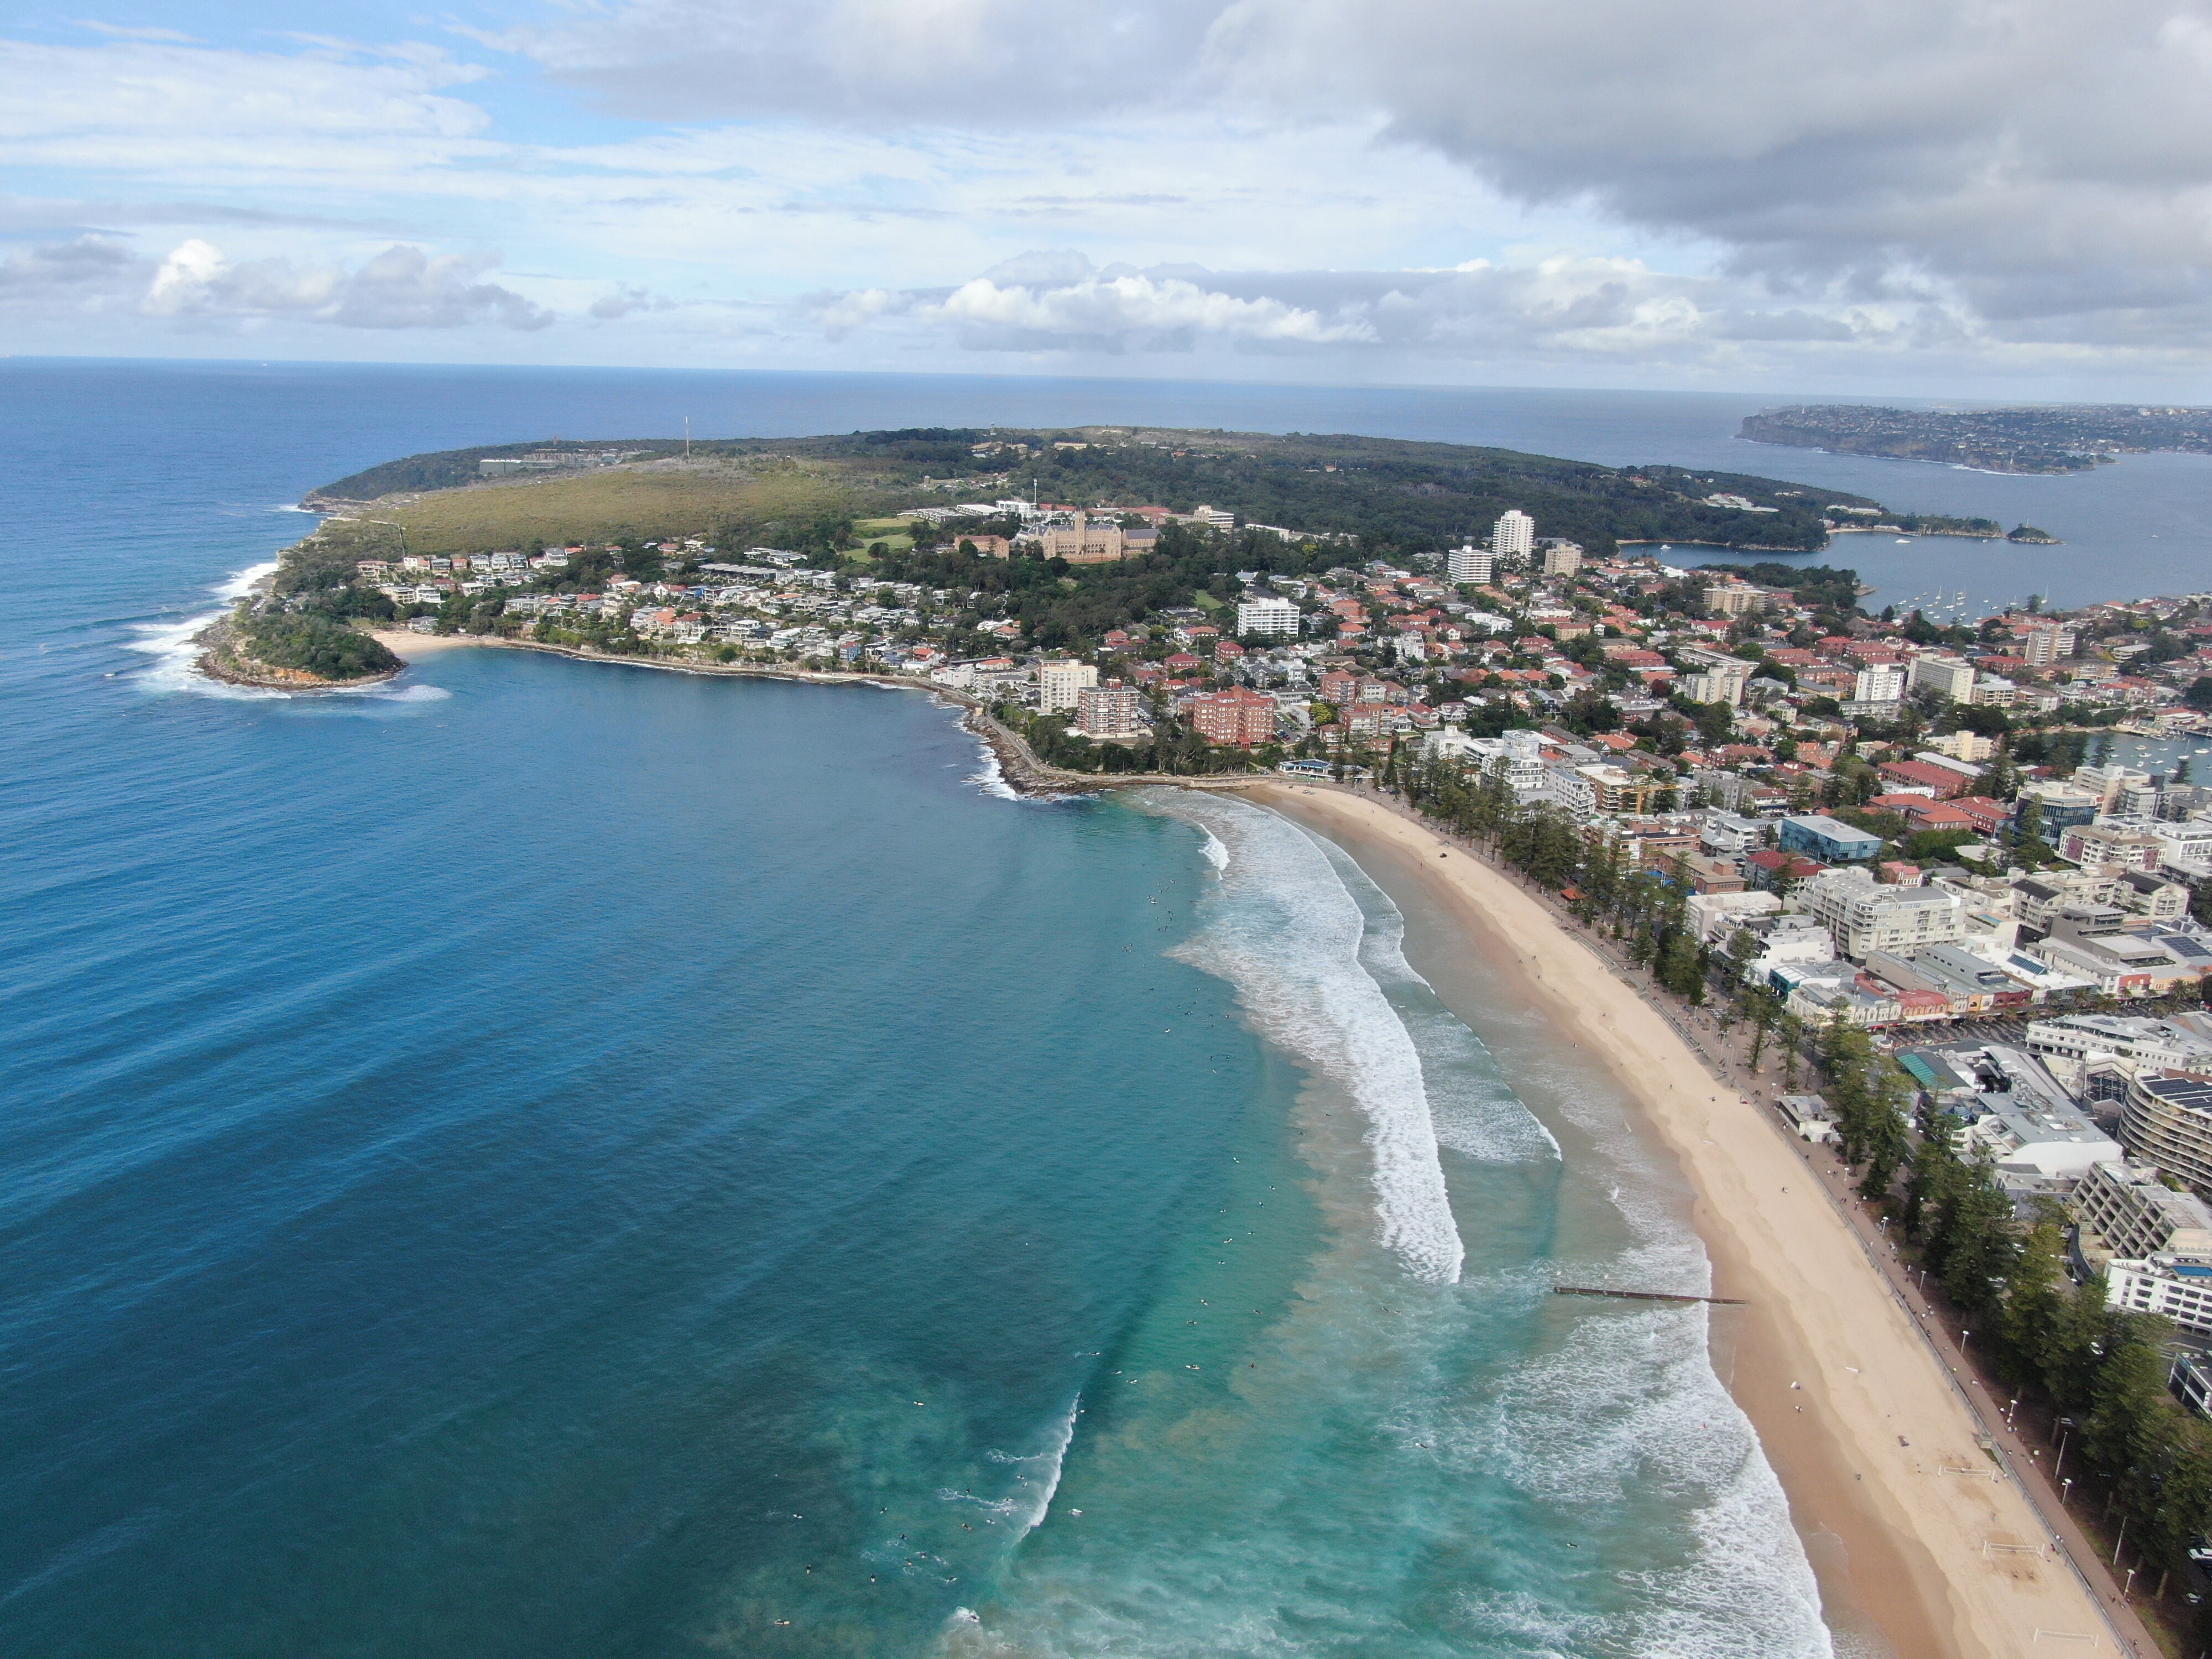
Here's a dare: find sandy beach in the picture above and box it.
[367,628,495,659]
[1245,781,2115,1659]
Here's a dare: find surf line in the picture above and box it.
[1553,1285,1747,1307]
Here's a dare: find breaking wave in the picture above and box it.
[123,560,281,699]
[1151,791,1464,1284]
[1311,836,1563,1167]
[1465,1303,1831,1656]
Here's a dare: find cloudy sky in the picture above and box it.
[5,0,2211,394]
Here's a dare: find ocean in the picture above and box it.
[10,355,2152,1657]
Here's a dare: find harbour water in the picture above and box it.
[11,357,2165,1655]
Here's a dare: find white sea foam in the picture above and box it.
[1465,1304,1832,1657]
[954,793,1829,1659]
[966,738,1020,800]
[999,1395,1079,1538]
[215,559,280,600]
[1313,837,1562,1167]
[1504,1021,1717,1295]
[124,560,458,709]
[125,560,285,700]
[124,560,272,696]
[1154,792,1464,1284]
[1200,830,1230,874]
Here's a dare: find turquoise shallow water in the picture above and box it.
[2,361,1835,1656]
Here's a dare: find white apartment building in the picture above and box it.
[1677,649,1754,707]
[1801,868,1965,961]
[1687,889,1782,945]
[2017,623,2078,665]
[1960,1099,2122,1179]
[2137,818,2212,883]
[1037,659,1099,714]
[1909,654,1977,701]
[2121,1074,2212,1198]
[1448,544,1496,585]
[2060,823,2164,874]
[1493,510,1536,560]
[1854,664,1908,704]
[1458,731,1551,803]
[2074,765,2158,816]
[2107,1254,2212,1337]
[1235,597,1302,638]
[1699,811,1769,856]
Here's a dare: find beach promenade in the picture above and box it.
[1248,780,2138,1659]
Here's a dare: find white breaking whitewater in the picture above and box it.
[1156,792,1465,1285]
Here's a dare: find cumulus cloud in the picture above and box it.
[143,240,554,329]
[806,251,1921,366]
[497,0,2212,349]
[587,283,674,319]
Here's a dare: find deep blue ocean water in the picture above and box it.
[20,357,2163,1656]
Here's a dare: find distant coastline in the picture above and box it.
[1742,403,2212,474]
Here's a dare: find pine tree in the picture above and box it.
[1857,1065,1911,1202]
[1937,1155,2018,1318]
[1998,1219,2069,1388]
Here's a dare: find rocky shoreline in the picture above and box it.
[193,618,401,692]
[361,628,1260,798]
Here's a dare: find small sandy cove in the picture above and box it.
[368,629,484,659]
[1245,782,2111,1659]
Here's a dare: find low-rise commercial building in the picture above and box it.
[1779,815,1884,864]
[1864,944,2033,1015]
[2026,911,2206,998]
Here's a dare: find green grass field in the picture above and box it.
[352,461,901,555]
